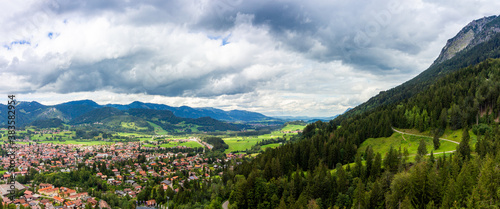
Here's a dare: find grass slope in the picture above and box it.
[148,122,169,135]
[358,128,476,160]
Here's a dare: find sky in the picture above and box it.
[0,0,499,117]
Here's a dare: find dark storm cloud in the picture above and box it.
[192,0,425,72]
[43,0,428,73]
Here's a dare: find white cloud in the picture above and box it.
[0,0,499,117]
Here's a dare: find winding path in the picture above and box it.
[391,127,459,155]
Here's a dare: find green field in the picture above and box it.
[148,122,169,135]
[357,128,476,161]
[223,124,305,153]
[0,129,75,141]
[280,124,305,132]
[143,140,202,148]
[394,128,477,143]
[31,140,114,145]
[224,137,263,153]
[261,143,282,149]
[121,122,148,130]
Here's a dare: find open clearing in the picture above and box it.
[223,124,305,153]
[358,129,460,158]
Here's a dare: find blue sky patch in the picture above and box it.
[207,35,220,40]
[207,34,231,46]
[4,40,31,50]
[11,40,31,45]
[221,34,231,46]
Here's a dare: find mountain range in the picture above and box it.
[0,100,275,128]
[274,108,351,123]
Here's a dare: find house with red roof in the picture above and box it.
[53,196,64,204]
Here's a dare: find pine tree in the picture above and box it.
[439,108,448,130]
[428,151,435,165]
[473,156,499,205]
[433,131,440,150]
[457,128,471,160]
[365,146,374,180]
[384,146,399,172]
[336,163,348,194]
[371,153,382,178]
[353,154,363,179]
[352,179,367,209]
[417,139,428,156]
[416,139,427,162]
[277,197,287,209]
[368,179,385,209]
[475,135,486,158]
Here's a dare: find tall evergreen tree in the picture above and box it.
[417,139,428,156]
[416,139,428,162]
[457,128,471,160]
[352,179,367,209]
[433,131,441,150]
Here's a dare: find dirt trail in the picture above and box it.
[391,127,459,155]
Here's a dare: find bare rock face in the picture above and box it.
[433,15,500,65]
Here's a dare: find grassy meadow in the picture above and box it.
[223,124,306,153]
[358,128,476,162]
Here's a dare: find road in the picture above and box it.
[222,200,229,209]
[391,127,459,155]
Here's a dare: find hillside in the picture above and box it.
[227,56,500,209]
[29,118,64,128]
[64,107,245,133]
[70,107,125,124]
[225,18,500,209]
[127,108,243,132]
[54,100,100,119]
[335,15,500,124]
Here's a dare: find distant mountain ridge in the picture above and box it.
[0,100,274,127]
[66,107,243,132]
[274,108,352,123]
[105,101,273,122]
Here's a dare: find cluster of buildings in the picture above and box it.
[0,141,246,208]
[0,182,104,209]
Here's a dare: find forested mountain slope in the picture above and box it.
[335,15,500,125]
[222,58,500,209]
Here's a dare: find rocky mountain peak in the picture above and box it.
[433,15,500,65]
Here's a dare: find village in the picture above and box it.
[0,142,245,208]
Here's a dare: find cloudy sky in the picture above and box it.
[0,0,499,117]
